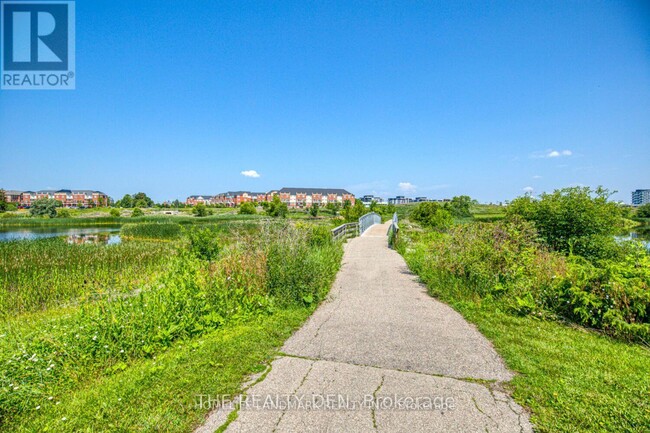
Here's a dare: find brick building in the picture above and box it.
[185,188,355,208]
[2,189,109,208]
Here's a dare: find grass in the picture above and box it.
[398,222,650,432]
[4,307,312,432]
[120,222,182,240]
[0,238,175,315]
[455,302,649,433]
[0,221,343,430]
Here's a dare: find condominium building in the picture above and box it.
[2,189,109,208]
[632,189,650,206]
[185,188,355,208]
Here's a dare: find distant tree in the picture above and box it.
[445,195,473,218]
[131,207,144,217]
[309,202,319,217]
[343,200,367,222]
[0,189,6,212]
[110,208,121,217]
[193,203,209,217]
[133,192,154,208]
[637,203,650,219]
[325,202,340,215]
[239,202,257,215]
[30,198,60,218]
[171,199,184,208]
[411,202,453,230]
[265,195,288,218]
[369,200,379,213]
[117,194,133,208]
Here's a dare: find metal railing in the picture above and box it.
[331,222,358,242]
[359,212,382,235]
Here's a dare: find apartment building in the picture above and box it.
[3,189,109,208]
[185,188,355,208]
[632,189,650,206]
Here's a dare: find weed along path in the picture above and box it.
[199,222,532,433]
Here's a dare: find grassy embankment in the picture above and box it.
[397,220,649,432]
[0,219,343,432]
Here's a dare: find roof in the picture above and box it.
[188,195,214,199]
[216,191,267,197]
[278,187,352,195]
[3,190,23,195]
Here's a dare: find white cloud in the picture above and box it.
[532,175,542,179]
[523,186,534,193]
[531,149,573,159]
[398,182,416,192]
[240,170,260,178]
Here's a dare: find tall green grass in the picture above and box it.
[120,222,182,240]
[0,238,175,316]
[0,222,342,428]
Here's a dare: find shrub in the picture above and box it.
[637,203,650,218]
[29,198,60,218]
[265,196,288,218]
[445,195,474,218]
[109,208,121,217]
[57,208,71,218]
[239,202,257,215]
[131,208,144,217]
[309,203,319,217]
[193,203,209,217]
[410,202,453,230]
[186,226,220,260]
[507,186,622,259]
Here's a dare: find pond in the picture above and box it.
[0,226,122,244]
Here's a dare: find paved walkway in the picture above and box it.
[198,222,532,433]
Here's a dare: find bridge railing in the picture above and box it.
[331,222,358,242]
[359,212,381,235]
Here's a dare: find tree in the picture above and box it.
[411,202,453,230]
[343,200,367,222]
[110,208,121,217]
[506,186,622,258]
[309,202,319,217]
[325,202,340,215]
[239,202,257,215]
[193,203,209,217]
[0,189,6,212]
[369,200,379,213]
[117,194,133,208]
[637,203,650,218]
[445,195,474,218]
[131,207,144,217]
[265,195,288,218]
[29,198,60,218]
[133,192,154,208]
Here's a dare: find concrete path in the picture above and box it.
[198,222,532,433]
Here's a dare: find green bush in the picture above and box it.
[410,201,453,230]
[131,208,144,217]
[56,208,71,218]
[121,222,182,240]
[507,186,623,260]
[29,198,60,218]
[265,196,288,218]
[636,203,650,218]
[400,220,650,342]
[186,226,220,260]
[239,202,257,215]
[192,203,210,217]
[109,208,120,217]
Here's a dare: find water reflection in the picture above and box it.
[67,233,121,245]
[0,226,121,242]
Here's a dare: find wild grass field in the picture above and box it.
[0,218,343,431]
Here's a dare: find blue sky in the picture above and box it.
[1,0,649,203]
